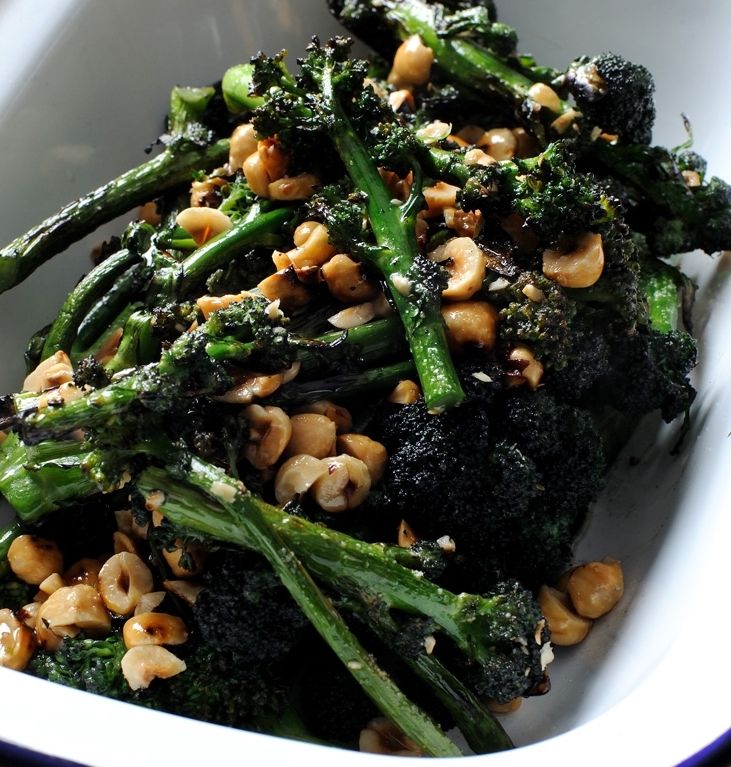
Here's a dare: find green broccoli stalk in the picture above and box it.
[0,138,230,294]
[327,0,573,138]
[245,38,464,410]
[137,458,549,709]
[144,453,462,757]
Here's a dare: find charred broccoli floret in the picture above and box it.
[567,53,656,145]
[372,393,605,588]
[192,549,310,663]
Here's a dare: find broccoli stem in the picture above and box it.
[160,455,463,758]
[0,432,96,521]
[41,248,145,360]
[319,64,465,411]
[0,139,230,294]
[268,360,416,406]
[173,204,294,297]
[138,464,541,686]
[340,593,514,754]
[105,311,159,374]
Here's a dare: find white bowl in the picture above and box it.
[1,1,730,765]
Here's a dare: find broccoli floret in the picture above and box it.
[372,392,605,588]
[192,549,310,664]
[143,641,289,729]
[28,634,131,700]
[73,356,111,390]
[459,141,618,248]
[588,142,731,256]
[602,327,697,422]
[567,53,656,145]
[493,272,577,368]
[446,581,549,704]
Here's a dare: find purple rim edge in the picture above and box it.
[0,740,86,767]
[0,729,728,766]
[675,728,731,767]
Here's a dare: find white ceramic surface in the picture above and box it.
[0,2,729,765]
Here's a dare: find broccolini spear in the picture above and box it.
[245,38,465,410]
[327,0,574,134]
[0,136,230,295]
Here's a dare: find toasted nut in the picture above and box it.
[162,580,203,606]
[551,108,581,135]
[387,34,433,88]
[288,221,337,268]
[542,232,604,288]
[23,351,73,393]
[438,237,487,300]
[388,379,421,405]
[682,169,702,188]
[522,283,545,302]
[271,249,291,270]
[328,301,377,329]
[269,173,320,201]
[113,531,137,555]
[0,608,35,670]
[359,717,423,757]
[121,645,186,691]
[98,552,154,616]
[464,147,496,167]
[397,519,419,548]
[537,585,592,646]
[293,401,352,433]
[135,591,166,616]
[321,254,379,303]
[38,573,66,596]
[257,268,312,310]
[528,82,562,112]
[36,585,112,646]
[416,120,452,144]
[228,123,258,172]
[443,208,483,238]
[123,612,188,649]
[311,455,372,513]
[64,558,102,588]
[94,327,124,366]
[274,454,330,505]
[507,345,544,389]
[337,434,388,483]
[512,127,541,158]
[285,413,337,460]
[565,558,624,619]
[217,372,284,405]
[16,602,40,630]
[388,89,416,112]
[456,124,487,145]
[243,151,271,198]
[441,301,499,350]
[244,404,292,470]
[8,536,64,586]
[37,381,83,410]
[257,138,289,183]
[479,128,517,161]
[487,698,523,714]
[162,541,205,578]
[189,176,227,208]
[138,200,162,226]
[196,291,251,320]
[176,206,232,247]
[423,181,460,217]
